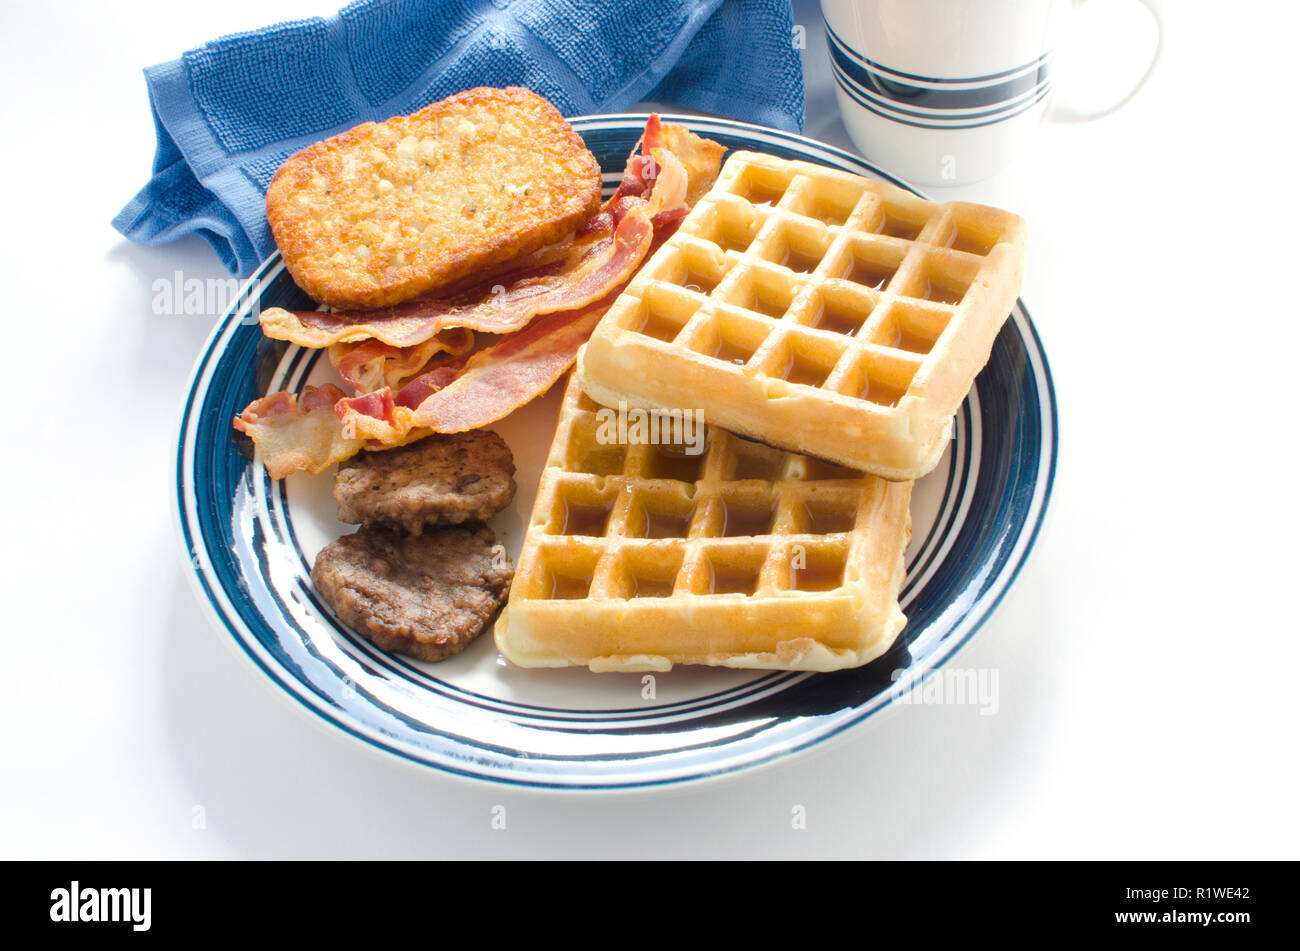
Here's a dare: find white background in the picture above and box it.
[1,0,1296,859]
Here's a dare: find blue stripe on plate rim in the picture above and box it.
[173,114,1058,790]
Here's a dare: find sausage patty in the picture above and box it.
[334,430,516,534]
[311,522,513,662]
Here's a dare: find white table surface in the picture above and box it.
[3,0,1296,860]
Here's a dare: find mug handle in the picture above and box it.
[1048,0,1163,123]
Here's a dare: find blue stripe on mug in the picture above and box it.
[824,19,1051,86]
[826,38,1050,112]
[831,58,1049,125]
[831,66,1052,131]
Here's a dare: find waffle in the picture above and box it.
[577,151,1027,480]
[494,374,912,672]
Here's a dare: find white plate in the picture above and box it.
[175,115,1057,789]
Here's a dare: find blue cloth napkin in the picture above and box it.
[114,0,805,277]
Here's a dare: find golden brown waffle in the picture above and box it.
[577,150,1027,480]
[494,374,912,672]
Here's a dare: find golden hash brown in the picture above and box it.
[266,86,603,310]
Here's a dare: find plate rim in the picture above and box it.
[172,113,1059,790]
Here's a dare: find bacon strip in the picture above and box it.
[395,360,467,410]
[409,297,614,433]
[327,327,473,393]
[232,384,363,479]
[332,387,422,445]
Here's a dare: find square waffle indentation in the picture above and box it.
[684,310,771,369]
[869,200,931,241]
[866,299,952,356]
[722,263,799,319]
[760,329,846,391]
[534,546,602,601]
[897,250,981,307]
[942,207,1005,255]
[652,238,730,298]
[760,218,832,275]
[782,173,869,229]
[789,540,849,592]
[550,483,616,537]
[728,437,788,482]
[617,548,686,599]
[835,349,920,409]
[717,486,779,537]
[739,164,794,208]
[625,488,698,539]
[793,494,860,534]
[623,283,701,344]
[565,415,627,476]
[692,544,768,596]
[643,441,707,484]
[804,283,876,337]
[837,236,907,292]
[689,196,762,254]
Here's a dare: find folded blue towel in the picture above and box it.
[114,0,805,277]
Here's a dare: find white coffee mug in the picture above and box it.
[822,0,1161,185]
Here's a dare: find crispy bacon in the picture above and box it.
[642,113,665,152]
[232,384,363,479]
[395,360,467,410]
[327,327,473,393]
[236,291,618,477]
[333,387,420,445]
[409,296,614,433]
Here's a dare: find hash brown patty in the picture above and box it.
[334,430,516,533]
[311,522,513,662]
[266,86,602,309]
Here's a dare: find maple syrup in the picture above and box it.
[845,256,896,291]
[811,299,865,335]
[560,498,611,536]
[707,561,760,595]
[860,377,906,408]
[779,243,821,274]
[578,445,625,475]
[637,309,680,343]
[745,178,785,207]
[548,572,592,600]
[779,350,829,388]
[793,559,844,591]
[710,336,752,367]
[722,500,776,537]
[632,575,675,598]
[803,503,856,534]
[644,506,693,538]
[683,267,720,296]
[733,450,781,481]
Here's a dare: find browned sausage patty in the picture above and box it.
[334,430,515,534]
[311,522,513,662]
